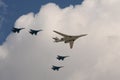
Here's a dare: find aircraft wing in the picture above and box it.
[69,41,74,49]
[53,30,69,37]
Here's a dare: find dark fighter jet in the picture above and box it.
[57,55,69,61]
[29,29,42,35]
[51,65,63,71]
[12,27,25,33]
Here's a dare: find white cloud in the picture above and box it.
[1,0,120,80]
[0,46,7,59]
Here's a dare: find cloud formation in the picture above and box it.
[1,0,120,80]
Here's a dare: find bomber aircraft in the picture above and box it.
[29,29,42,35]
[12,27,25,33]
[53,30,87,49]
[57,55,69,61]
[51,65,63,71]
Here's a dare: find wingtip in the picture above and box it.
[39,29,43,31]
[66,56,69,57]
[53,30,58,32]
[61,66,64,68]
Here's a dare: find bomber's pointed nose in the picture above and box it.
[79,34,88,37]
[84,34,88,36]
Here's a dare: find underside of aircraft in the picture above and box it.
[53,30,87,49]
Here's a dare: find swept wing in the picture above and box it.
[53,30,69,37]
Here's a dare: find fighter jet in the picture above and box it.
[12,27,25,33]
[29,29,42,35]
[51,65,63,71]
[57,55,69,61]
[53,30,87,49]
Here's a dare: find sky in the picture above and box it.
[0,0,83,45]
[1,0,120,80]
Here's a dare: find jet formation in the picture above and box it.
[12,27,87,71]
[53,30,87,49]
[12,27,42,36]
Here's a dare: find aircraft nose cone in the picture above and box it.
[82,34,88,37]
[84,34,88,36]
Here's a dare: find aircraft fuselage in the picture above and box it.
[53,30,87,48]
[56,34,87,43]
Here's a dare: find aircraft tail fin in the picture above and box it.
[17,30,20,33]
[29,31,34,35]
[53,37,60,42]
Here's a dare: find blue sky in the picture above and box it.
[1,0,120,80]
[0,0,83,45]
